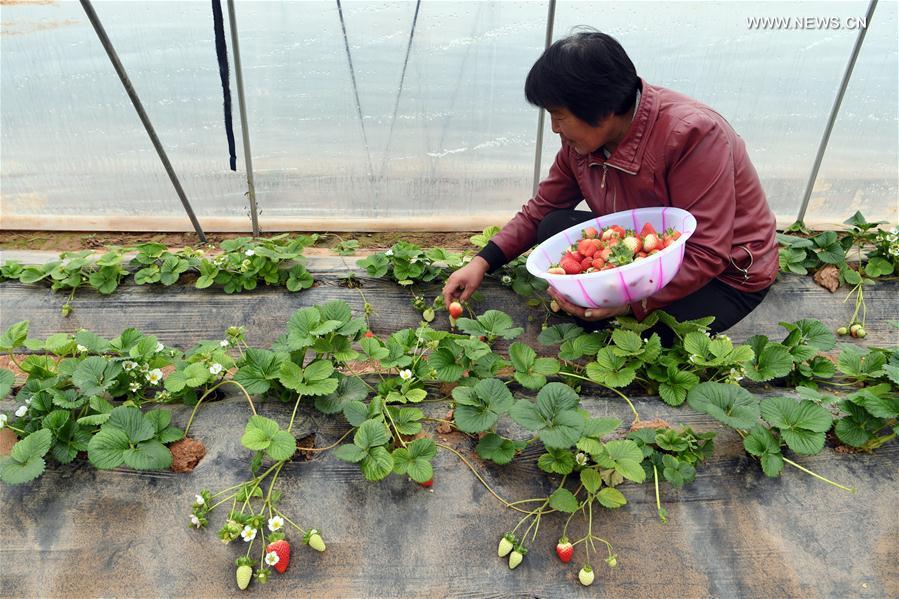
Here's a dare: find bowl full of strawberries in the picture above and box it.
[525,207,697,309]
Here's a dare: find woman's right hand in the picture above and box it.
[442,256,490,307]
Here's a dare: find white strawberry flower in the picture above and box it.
[14,405,27,418]
[140,363,149,373]
[190,515,202,528]
[241,525,257,542]
[195,494,205,506]
[122,360,138,372]
[399,369,413,381]
[24,397,32,406]
[0,414,7,429]
[244,249,255,256]
[156,342,165,353]
[575,452,588,466]
[264,551,280,567]
[146,368,164,385]
[220,339,230,348]
[129,382,141,392]
[267,516,284,532]
[384,249,393,257]
[76,344,88,353]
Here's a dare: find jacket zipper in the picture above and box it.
[592,161,635,212]
[593,161,637,189]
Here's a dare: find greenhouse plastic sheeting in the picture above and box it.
[1,1,896,231]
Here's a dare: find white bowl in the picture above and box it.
[525,207,697,308]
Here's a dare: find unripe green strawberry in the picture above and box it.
[256,568,271,584]
[856,327,867,338]
[422,308,435,322]
[305,528,326,552]
[836,326,849,336]
[235,557,253,590]
[497,533,515,557]
[579,565,595,586]
[508,545,527,569]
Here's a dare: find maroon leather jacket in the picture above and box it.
[482,79,778,319]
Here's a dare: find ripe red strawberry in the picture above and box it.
[569,250,584,262]
[580,257,593,270]
[582,243,597,258]
[448,301,464,319]
[266,539,290,574]
[560,258,582,275]
[599,247,612,261]
[642,233,661,252]
[364,330,375,338]
[419,478,433,487]
[555,538,574,563]
[576,239,591,255]
[640,222,658,237]
[583,226,599,239]
[591,257,605,269]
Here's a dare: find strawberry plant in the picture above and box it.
[0,235,317,315]
[779,212,897,334]
[628,424,715,522]
[1,285,896,590]
[356,241,466,285]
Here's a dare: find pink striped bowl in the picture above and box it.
[525,207,697,309]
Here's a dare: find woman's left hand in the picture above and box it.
[548,288,630,321]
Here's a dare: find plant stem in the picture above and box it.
[653,464,667,524]
[383,405,408,448]
[558,371,640,421]
[184,379,257,436]
[273,508,306,536]
[287,393,304,432]
[435,442,534,513]
[782,457,856,493]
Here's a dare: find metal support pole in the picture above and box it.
[531,0,556,197]
[796,0,877,224]
[79,0,207,242]
[226,0,260,236]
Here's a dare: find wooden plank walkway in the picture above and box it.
[0,392,895,598]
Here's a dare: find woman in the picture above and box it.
[443,31,778,341]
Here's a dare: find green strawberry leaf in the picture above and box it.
[360,446,394,481]
[509,383,583,449]
[452,378,514,433]
[549,488,579,513]
[742,425,784,477]
[354,418,390,450]
[596,487,627,508]
[687,382,760,430]
[476,433,525,465]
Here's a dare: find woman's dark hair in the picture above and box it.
[525,30,639,125]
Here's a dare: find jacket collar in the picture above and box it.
[583,78,657,174]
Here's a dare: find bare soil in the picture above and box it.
[169,437,207,472]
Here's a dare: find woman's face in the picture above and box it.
[548,107,616,156]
